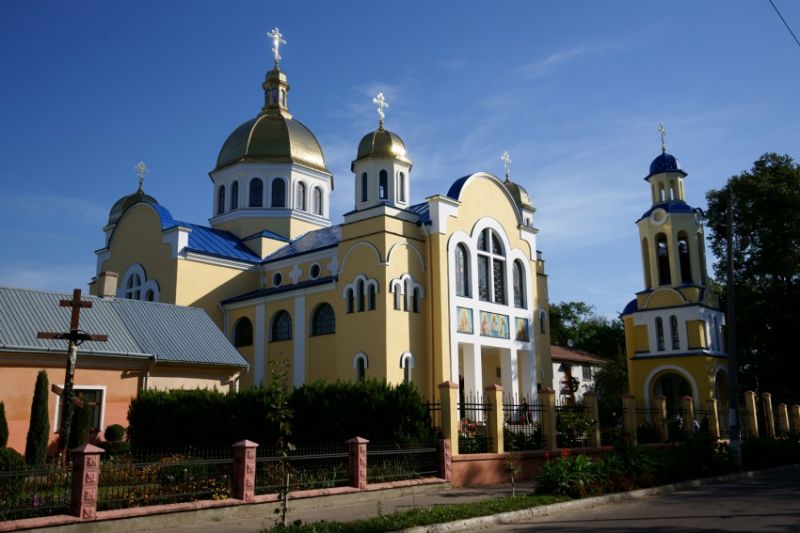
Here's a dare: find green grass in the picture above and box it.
[262,494,569,532]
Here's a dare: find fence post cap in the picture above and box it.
[70,443,105,455]
[232,439,260,449]
[680,395,694,402]
[761,392,772,399]
[438,381,459,390]
[345,436,370,445]
[484,384,503,392]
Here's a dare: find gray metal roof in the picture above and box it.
[0,287,247,368]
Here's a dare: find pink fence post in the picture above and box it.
[232,440,259,502]
[439,438,452,481]
[70,444,104,520]
[346,437,369,490]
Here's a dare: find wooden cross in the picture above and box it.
[37,289,108,456]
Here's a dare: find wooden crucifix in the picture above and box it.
[37,289,108,455]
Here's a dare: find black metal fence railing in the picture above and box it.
[555,401,592,448]
[425,401,441,432]
[254,443,350,495]
[458,399,492,454]
[631,399,664,444]
[503,399,545,451]
[366,441,439,483]
[0,464,72,521]
[97,454,234,511]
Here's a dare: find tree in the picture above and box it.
[549,301,625,360]
[705,153,800,402]
[25,371,50,465]
[0,401,9,447]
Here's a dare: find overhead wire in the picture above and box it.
[768,0,800,49]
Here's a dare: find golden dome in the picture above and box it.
[354,128,409,163]
[108,190,158,226]
[504,180,533,209]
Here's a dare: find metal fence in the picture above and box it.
[503,398,546,451]
[254,443,350,495]
[366,441,439,483]
[0,464,72,521]
[555,400,592,448]
[629,399,664,444]
[425,401,441,432]
[458,397,492,454]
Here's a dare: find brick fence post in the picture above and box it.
[681,396,695,434]
[705,398,720,439]
[439,381,460,456]
[744,390,759,437]
[761,392,775,438]
[622,394,638,444]
[346,437,369,490]
[539,387,557,451]
[789,405,800,434]
[653,395,668,442]
[583,391,601,448]
[776,404,790,436]
[70,444,104,520]
[438,438,452,481]
[485,384,504,454]
[232,440,259,502]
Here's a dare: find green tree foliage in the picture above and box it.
[549,302,625,360]
[705,153,800,401]
[24,371,50,465]
[67,400,91,450]
[0,401,9,448]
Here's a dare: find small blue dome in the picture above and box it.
[646,152,687,179]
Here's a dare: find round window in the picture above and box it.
[272,272,283,287]
[310,264,321,279]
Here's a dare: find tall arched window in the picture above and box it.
[355,354,367,382]
[271,179,286,207]
[477,229,505,304]
[539,309,547,334]
[658,183,666,202]
[403,279,410,311]
[398,172,406,202]
[313,187,323,215]
[124,273,142,300]
[217,185,225,215]
[231,181,239,209]
[357,280,365,312]
[368,285,377,310]
[393,286,401,310]
[677,231,692,284]
[311,303,335,336]
[656,317,665,351]
[655,233,671,285]
[401,353,414,384]
[641,238,652,288]
[249,178,263,207]
[271,310,292,341]
[346,289,355,314]
[378,170,388,200]
[233,318,253,347]
[361,172,368,202]
[295,182,307,211]
[412,287,420,313]
[670,315,679,350]
[512,260,526,308]
[455,244,470,297]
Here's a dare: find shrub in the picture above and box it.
[0,447,25,471]
[98,440,131,456]
[536,450,600,498]
[68,401,92,450]
[656,433,735,482]
[741,435,800,470]
[0,448,27,503]
[104,424,126,443]
[24,371,50,466]
[0,401,8,448]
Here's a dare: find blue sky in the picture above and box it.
[1,1,798,318]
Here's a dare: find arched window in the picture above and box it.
[295,182,307,211]
[656,317,665,351]
[670,180,678,200]
[361,172,368,202]
[539,309,547,334]
[393,286,401,310]
[641,238,652,289]
[512,260,526,308]
[233,318,253,347]
[357,279,365,312]
[398,172,406,202]
[677,231,692,284]
[144,289,155,301]
[249,178,263,207]
[313,187,323,215]
[655,233,671,285]
[477,228,505,304]
[124,273,142,300]
[368,284,377,311]
[354,354,367,382]
[401,353,414,384]
[412,287,420,313]
[670,315,679,350]
[346,289,355,314]
[231,181,239,209]
[379,170,388,199]
[697,233,707,285]
[271,179,286,207]
[658,183,666,202]
[271,310,292,342]
[217,185,225,215]
[403,279,410,311]
[311,303,335,336]
[455,244,470,297]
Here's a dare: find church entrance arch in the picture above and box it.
[652,371,692,415]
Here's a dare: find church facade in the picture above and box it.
[90,35,554,402]
[622,140,728,411]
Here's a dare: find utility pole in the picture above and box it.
[726,188,741,463]
[37,289,108,458]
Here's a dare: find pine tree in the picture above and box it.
[24,371,50,465]
[0,401,9,448]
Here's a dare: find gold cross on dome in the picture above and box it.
[135,161,149,192]
[267,27,286,66]
[501,151,511,180]
[373,92,388,128]
[658,122,667,153]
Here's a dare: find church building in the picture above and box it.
[622,130,728,412]
[89,29,554,402]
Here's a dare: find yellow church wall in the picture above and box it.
[644,289,684,309]
[536,270,552,388]
[686,320,707,350]
[637,213,706,295]
[428,232,449,399]
[305,289,339,383]
[634,325,649,352]
[175,259,258,327]
[147,365,240,393]
[243,235,289,259]
[226,307,257,389]
[628,355,720,402]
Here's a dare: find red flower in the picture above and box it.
[544,452,550,461]
[561,448,571,459]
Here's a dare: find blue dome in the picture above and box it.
[646,152,687,179]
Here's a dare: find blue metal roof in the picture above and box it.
[621,298,638,316]
[637,201,702,223]
[265,225,343,263]
[446,174,473,200]
[645,152,688,180]
[0,287,248,368]
[222,276,337,305]
[183,223,262,263]
[408,202,431,225]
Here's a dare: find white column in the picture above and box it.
[254,303,266,386]
[294,295,306,387]
[462,343,483,399]
[501,348,519,401]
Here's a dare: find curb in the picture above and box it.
[396,464,799,533]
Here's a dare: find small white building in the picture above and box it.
[551,345,606,403]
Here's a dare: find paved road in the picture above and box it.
[484,467,800,532]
